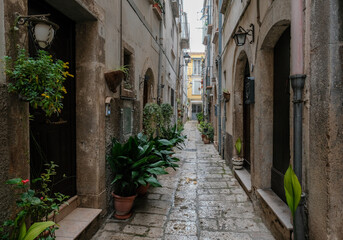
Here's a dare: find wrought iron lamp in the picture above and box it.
[232,24,254,46]
[15,13,59,49]
[184,52,191,65]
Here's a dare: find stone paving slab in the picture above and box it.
[92,121,274,240]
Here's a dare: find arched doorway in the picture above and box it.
[233,51,252,172]
[143,68,154,107]
[271,27,290,202]
[29,0,76,196]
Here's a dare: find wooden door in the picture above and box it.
[243,61,251,172]
[29,0,76,196]
[271,28,290,202]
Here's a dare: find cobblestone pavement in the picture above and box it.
[92,121,274,240]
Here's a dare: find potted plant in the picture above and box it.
[104,65,129,93]
[201,122,214,144]
[223,89,231,102]
[107,136,169,219]
[232,138,244,169]
[196,112,204,123]
[4,48,71,117]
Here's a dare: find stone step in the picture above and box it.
[55,207,102,240]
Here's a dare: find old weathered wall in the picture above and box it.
[0,0,30,222]
[308,0,343,239]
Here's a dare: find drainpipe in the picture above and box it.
[290,0,307,239]
[218,0,223,154]
[206,0,212,122]
[157,20,163,105]
[120,0,123,65]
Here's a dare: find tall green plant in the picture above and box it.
[235,138,242,155]
[161,103,173,128]
[143,103,163,136]
[284,165,302,217]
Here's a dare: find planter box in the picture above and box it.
[153,3,163,20]
[223,91,230,102]
[104,70,124,93]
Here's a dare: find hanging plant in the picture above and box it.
[4,48,72,117]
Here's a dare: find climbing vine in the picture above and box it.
[143,103,163,136]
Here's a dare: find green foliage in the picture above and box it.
[284,165,302,217]
[19,221,55,240]
[4,48,72,117]
[161,103,173,128]
[198,121,214,142]
[235,138,242,155]
[107,135,174,197]
[196,112,203,122]
[143,103,163,136]
[0,163,68,239]
[159,124,187,150]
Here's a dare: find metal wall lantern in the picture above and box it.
[16,13,59,49]
[233,24,254,46]
[184,52,191,65]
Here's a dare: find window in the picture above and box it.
[193,59,202,75]
[171,89,174,106]
[123,49,133,89]
[192,79,201,95]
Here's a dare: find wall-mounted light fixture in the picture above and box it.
[139,74,149,86]
[15,13,59,49]
[105,97,113,116]
[184,52,191,65]
[232,24,254,46]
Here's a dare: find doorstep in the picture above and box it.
[234,168,252,194]
[55,207,102,240]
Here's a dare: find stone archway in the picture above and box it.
[232,51,252,172]
[142,68,155,108]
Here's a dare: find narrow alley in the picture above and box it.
[92,121,274,240]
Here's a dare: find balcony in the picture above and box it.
[180,12,190,49]
[171,0,180,18]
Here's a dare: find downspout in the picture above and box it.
[218,0,222,154]
[206,0,212,122]
[120,0,123,65]
[290,0,307,239]
[157,20,163,105]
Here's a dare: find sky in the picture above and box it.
[183,0,205,53]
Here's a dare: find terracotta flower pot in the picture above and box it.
[203,136,210,144]
[112,192,137,219]
[137,183,150,196]
[104,70,124,93]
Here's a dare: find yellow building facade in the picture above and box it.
[187,52,204,120]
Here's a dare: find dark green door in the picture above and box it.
[271,28,290,202]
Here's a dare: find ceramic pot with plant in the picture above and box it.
[107,136,169,219]
[105,65,129,93]
[232,138,244,169]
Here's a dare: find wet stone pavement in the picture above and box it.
[92,121,274,240]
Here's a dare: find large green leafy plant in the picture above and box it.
[160,124,187,149]
[4,48,72,117]
[107,136,169,197]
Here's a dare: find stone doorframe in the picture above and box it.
[253,6,291,189]
[40,0,107,210]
